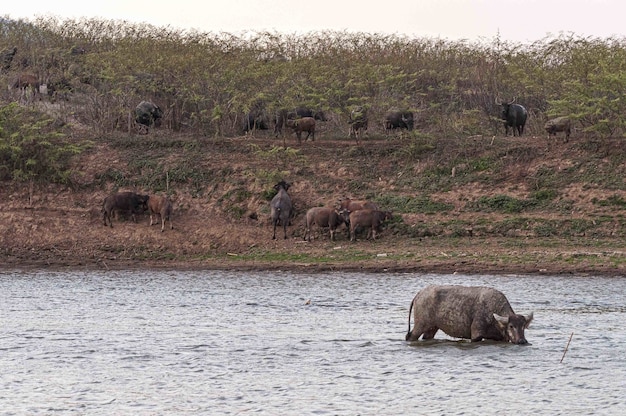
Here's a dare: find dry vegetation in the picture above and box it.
[0,17,625,274]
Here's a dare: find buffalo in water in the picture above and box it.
[496,98,528,136]
[384,109,414,131]
[406,285,533,344]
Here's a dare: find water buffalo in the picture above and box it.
[102,191,149,228]
[348,106,368,143]
[384,109,414,131]
[339,198,379,213]
[147,194,173,232]
[286,117,316,143]
[406,285,533,344]
[544,116,572,142]
[135,101,163,133]
[243,100,270,134]
[1,46,17,70]
[270,180,293,240]
[274,107,327,136]
[303,207,349,241]
[349,209,392,241]
[243,110,270,134]
[497,98,528,136]
[11,72,41,103]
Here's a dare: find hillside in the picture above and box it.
[2,128,625,275]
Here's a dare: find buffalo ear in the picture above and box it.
[524,312,534,328]
[493,313,508,328]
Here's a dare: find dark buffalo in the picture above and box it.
[286,117,316,143]
[348,106,368,143]
[274,107,327,136]
[1,46,17,70]
[544,116,572,142]
[243,110,270,134]
[46,77,73,102]
[497,98,528,136]
[135,101,163,133]
[243,99,270,134]
[303,207,349,242]
[406,285,533,344]
[384,109,414,131]
[270,180,293,240]
[349,209,392,241]
[147,194,173,232]
[102,191,149,228]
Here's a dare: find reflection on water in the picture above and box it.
[1,270,625,414]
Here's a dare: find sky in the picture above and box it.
[3,0,625,44]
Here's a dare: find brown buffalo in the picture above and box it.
[303,207,349,241]
[286,117,316,143]
[11,72,41,103]
[102,191,149,228]
[274,107,326,136]
[349,209,392,241]
[406,285,533,344]
[339,198,379,212]
[147,194,173,232]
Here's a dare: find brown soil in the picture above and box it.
[1,132,625,276]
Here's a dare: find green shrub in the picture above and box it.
[0,103,89,185]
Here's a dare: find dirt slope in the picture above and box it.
[1,132,625,275]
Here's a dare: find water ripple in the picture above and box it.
[1,270,626,414]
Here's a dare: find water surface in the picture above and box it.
[1,270,625,414]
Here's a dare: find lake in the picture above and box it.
[1,269,625,415]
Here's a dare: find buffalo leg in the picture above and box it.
[421,327,439,340]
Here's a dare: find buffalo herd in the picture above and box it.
[100,184,392,243]
[235,100,571,142]
[268,180,394,242]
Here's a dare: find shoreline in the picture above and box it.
[3,249,624,277]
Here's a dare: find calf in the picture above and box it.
[286,117,316,143]
[147,194,173,232]
[274,107,326,136]
[349,209,392,241]
[102,191,149,228]
[303,207,349,241]
[544,116,572,142]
